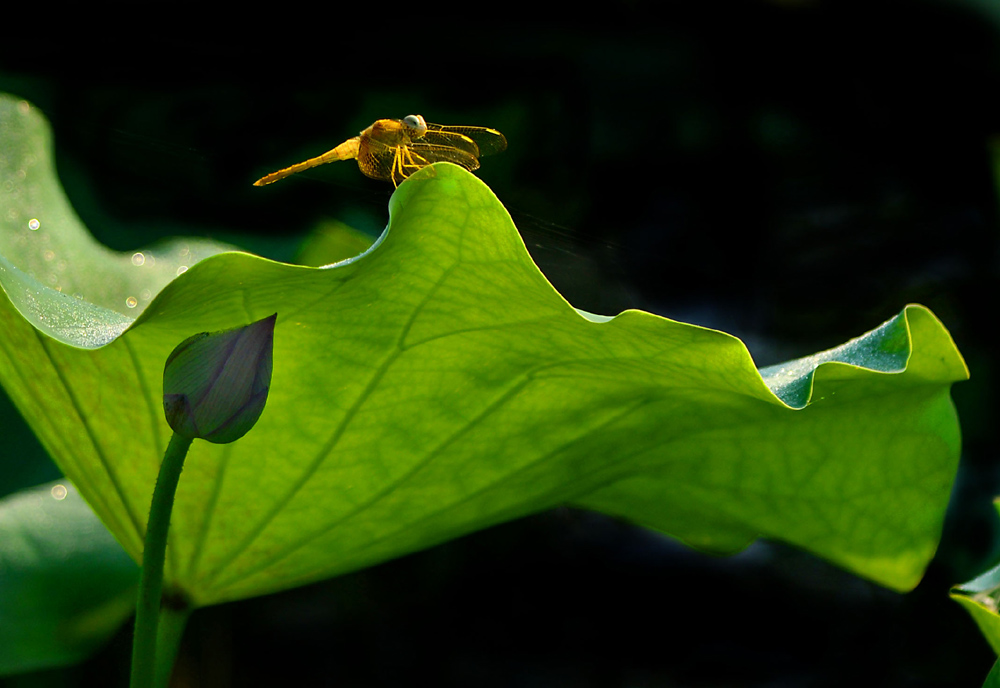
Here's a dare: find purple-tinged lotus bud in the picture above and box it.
[163,314,276,444]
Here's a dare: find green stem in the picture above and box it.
[130,432,193,688]
[154,604,191,688]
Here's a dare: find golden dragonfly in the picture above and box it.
[253,114,507,187]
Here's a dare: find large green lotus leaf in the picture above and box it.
[0,95,968,607]
[0,481,138,674]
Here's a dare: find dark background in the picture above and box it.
[2,2,1000,685]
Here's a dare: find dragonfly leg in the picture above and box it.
[391,147,430,186]
[391,148,405,187]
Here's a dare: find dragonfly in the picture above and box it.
[253,114,507,187]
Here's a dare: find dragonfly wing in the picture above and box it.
[355,139,455,187]
[407,143,481,172]
[359,135,494,187]
[424,123,508,157]
[419,130,480,157]
[356,136,399,182]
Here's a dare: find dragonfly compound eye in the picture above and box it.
[403,114,428,135]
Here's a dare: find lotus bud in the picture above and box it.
[162,314,276,444]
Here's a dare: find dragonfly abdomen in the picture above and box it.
[252,136,361,186]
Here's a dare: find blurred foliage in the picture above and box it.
[0,483,137,675]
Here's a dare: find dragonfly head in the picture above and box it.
[402,114,428,138]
